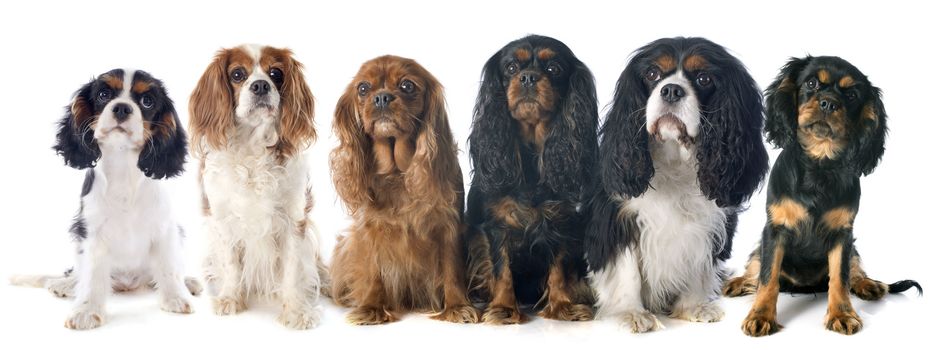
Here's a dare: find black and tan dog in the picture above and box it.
[723,56,921,336]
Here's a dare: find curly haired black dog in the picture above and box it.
[466,35,598,324]
[724,56,921,336]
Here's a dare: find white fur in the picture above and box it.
[645,71,701,140]
[199,45,322,330]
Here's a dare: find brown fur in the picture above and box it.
[822,207,855,230]
[768,197,808,229]
[684,54,707,71]
[848,255,888,301]
[723,251,761,297]
[537,48,556,60]
[330,55,477,325]
[817,69,831,84]
[655,54,676,72]
[742,244,784,337]
[838,75,855,88]
[824,244,862,335]
[797,97,847,159]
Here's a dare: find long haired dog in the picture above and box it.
[189,45,325,329]
[467,35,598,324]
[724,56,922,336]
[330,55,478,325]
[585,37,769,332]
[10,69,194,330]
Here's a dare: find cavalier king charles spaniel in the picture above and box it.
[466,35,599,324]
[724,56,921,336]
[189,45,326,329]
[329,55,479,325]
[585,37,769,332]
[10,69,196,330]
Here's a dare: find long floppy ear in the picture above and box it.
[405,77,461,207]
[695,57,770,207]
[598,56,653,198]
[139,85,187,179]
[54,82,101,169]
[330,83,374,213]
[469,51,522,196]
[541,62,599,201]
[764,56,812,149]
[273,50,316,160]
[849,86,888,176]
[188,50,234,154]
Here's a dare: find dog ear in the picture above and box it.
[273,50,316,161]
[404,75,462,207]
[138,82,187,179]
[54,81,101,169]
[764,56,812,149]
[330,81,374,213]
[849,85,888,176]
[540,61,599,201]
[598,54,653,198]
[189,49,235,154]
[469,50,522,196]
[695,54,769,207]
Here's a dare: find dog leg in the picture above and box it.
[278,230,321,330]
[65,241,109,330]
[483,247,526,325]
[590,245,662,333]
[432,223,480,324]
[210,232,246,316]
[847,252,888,301]
[723,248,761,297]
[825,242,863,335]
[152,227,193,314]
[539,251,593,322]
[742,232,784,337]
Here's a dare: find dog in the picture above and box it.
[585,37,769,332]
[724,55,922,336]
[189,44,326,330]
[466,35,599,324]
[329,55,479,325]
[10,69,196,330]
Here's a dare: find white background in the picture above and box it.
[0,1,947,349]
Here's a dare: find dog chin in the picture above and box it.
[651,114,693,144]
[371,119,401,138]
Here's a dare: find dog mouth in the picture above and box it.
[251,101,276,111]
[649,114,695,144]
[805,121,836,139]
[370,116,404,138]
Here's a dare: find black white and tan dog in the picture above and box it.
[585,37,769,332]
[466,35,599,324]
[11,69,197,330]
[724,56,922,336]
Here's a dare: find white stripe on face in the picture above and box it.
[644,70,701,140]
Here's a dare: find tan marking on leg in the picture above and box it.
[742,245,783,337]
[539,252,593,321]
[825,244,863,335]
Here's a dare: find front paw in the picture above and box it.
[622,311,663,333]
[184,277,204,297]
[347,306,397,325]
[723,277,756,297]
[482,306,527,325]
[742,309,781,337]
[676,302,724,323]
[212,296,246,316]
[825,309,863,335]
[279,305,319,330]
[161,296,193,314]
[851,278,887,301]
[539,302,593,322]
[65,308,104,330]
[432,304,480,324]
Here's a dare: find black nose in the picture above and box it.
[373,92,395,109]
[520,72,539,87]
[819,98,840,113]
[250,80,271,96]
[112,103,132,123]
[660,84,685,103]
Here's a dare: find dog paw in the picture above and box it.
[539,302,593,322]
[279,306,319,330]
[184,277,204,297]
[432,304,480,324]
[347,306,396,325]
[851,278,887,301]
[723,277,756,297]
[622,311,663,333]
[676,302,724,323]
[65,308,104,330]
[825,310,863,335]
[161,296,193,314]
[211,296,246,316]
[47,280,75,298]
[482,306,527,325]
[742,311,781,337]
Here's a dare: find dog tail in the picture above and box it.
[9,274,57,288]
[887,280,923,295]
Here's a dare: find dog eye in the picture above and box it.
[97,89,113,102]
[806,78,818,90]
[357,82,370,97]
[141,95,154,109]
[546,63,562,76]
[400,80,416,93]
[846,90,858,101]
[269,68,284,88]
[696,73,712,87]
[506,62,519,75]
[644,67,661,82]
[231,68,246,83]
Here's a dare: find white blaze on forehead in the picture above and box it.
[644,70,701,139]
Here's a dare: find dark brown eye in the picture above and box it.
[806,78,818,90]
[696,72,712,87]
[97,89,112,102]
[357,82,370,97]
[269,68,284,88]
[846,90,858,101]
[546,63,562,76]
[231,68,246,83]
[506,62,519,75]
[644,66,661,82]
[400,79,415,93]
[141,95,154,109]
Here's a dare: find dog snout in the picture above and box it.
[373,92,395,109]
[250,80,271,96]
[819,97,840,113]
[520,71,540,88]
[112,103,133,123]
[660,83,685,103]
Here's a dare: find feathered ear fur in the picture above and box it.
[188,49,235,154]
[694,46,769,207]
[598,52,653,198]
[469,50,522,196]
[273,49,316,161]
[138,82,187,179]
[764,56,812,149]
[849,86,888,176]
[404,75,461,208]
[330,83,374,213]
[541,62,599,201]
[54,82,101,169]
